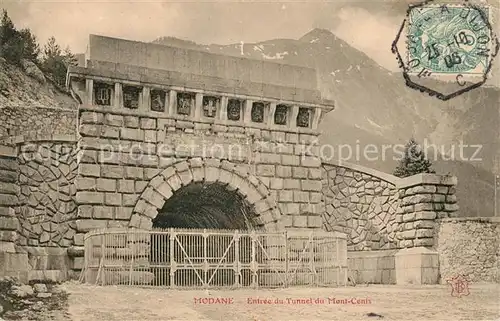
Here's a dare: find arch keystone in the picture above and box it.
[191,166,205,181]
[205,166,220,183]
[189,157,203,168]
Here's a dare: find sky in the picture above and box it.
[1,0,499,75]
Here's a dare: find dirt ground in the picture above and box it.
[59,282,499,321]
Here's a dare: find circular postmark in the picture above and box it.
[391,1,499,100]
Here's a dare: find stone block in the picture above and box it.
[414,211,436,220]
[100,125,120,139]
[156,182,173,199]
[135,181,148,193]
[0,217,19,230]
[124,115,139,128]
[105,114,124,126]
[301,179,322,191]
[117,180,135,193]
[281,215,293,227]
[394,247,439,285]
[276,165,292,178]
[73,234,85,246]
[125,167,144,179]
[75,219,108,233]
[100,165,123,179]
[123,194,139,206]
[308,168,322,179]
[93,206,114,219]
[77,205,93,218]
[285,133,299,144]
[78,164,100,177]
[256,164,275,177]
[444,203,459,212]
[120,128,144,141]
[80,111,104,124]
[140,118,156,129]
[307,215,323,228]
[115,207,133,220]
[293,191,309,203]
[279,190,293,202]
[144,130,157,143]
[258,153,281,164]
[279,203,300,215]
[283,178,300,190]
[301,156,321,167]
[270,178,283,190]
[0,182,19,195]
[105,193,122,206]
[0,194,17,206]
[75,177,96,191]
[76,192,104,205]
[96,178,117,192]
[309,192,322,203]
[293,216,308,228]
[281,155,300,166]
[292,167,308,178]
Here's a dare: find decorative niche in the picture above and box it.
[123,85,142,109]
[177,92,195,116]
[150,89,167,112]
[296,107,312,128]
[202,96,220,118]
[227,99,243,121]
[274,104,289,125]
[251,102,266,123]
[93,82,114,106]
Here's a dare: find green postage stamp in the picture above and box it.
[392,1,499,100]
[407,5,491,75]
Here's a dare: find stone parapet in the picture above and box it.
[0,106,77,146]
[394,247,439,285]
[396,174,458,249]
[436,217,499,283]
[322,164,459,251]
[321,162,400,251]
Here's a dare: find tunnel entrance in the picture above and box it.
[150,182,259,286]
[152,182,257,230]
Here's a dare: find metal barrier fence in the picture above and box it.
[82,228,348,288]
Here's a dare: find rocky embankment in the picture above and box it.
[0,277,70,321]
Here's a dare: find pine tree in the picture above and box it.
[0,10,40,64]
[41,37,77,87]
[394,138,435,177]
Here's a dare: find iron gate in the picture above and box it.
[82,228,347,288]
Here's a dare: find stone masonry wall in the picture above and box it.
[322,163,459,252]
[437,217,499,283]
[396,175,458,248]
[321,162,400,251]
[0,146,19,251]
[0,107,76,145]
[76,107,324,238]
[16,142,78,248]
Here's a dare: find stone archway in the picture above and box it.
[152,181,257,229]
[129,158,281,231]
